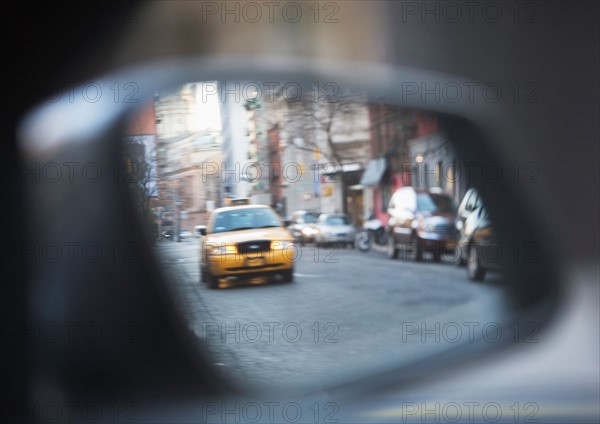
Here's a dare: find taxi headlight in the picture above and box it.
[271,241,295,250]
[206,244,237,255]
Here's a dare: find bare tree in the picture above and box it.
[123,136,159,236]
[248,83,368,164]
[286,84,367,163]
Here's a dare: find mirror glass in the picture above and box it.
[122,79,515,394]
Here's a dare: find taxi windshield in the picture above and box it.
[212,208,281,233]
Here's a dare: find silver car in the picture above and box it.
[287,210,321,245]
[314,214,356,248]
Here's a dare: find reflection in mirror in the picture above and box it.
[122,80,512,394]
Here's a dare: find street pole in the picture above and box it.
[157,207,163,242]
[173,186,181,242]
[176,199,182,242]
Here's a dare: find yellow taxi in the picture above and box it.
[199,199,296,289]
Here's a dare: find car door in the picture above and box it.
[471,207,502,272]
[394,188,417,245]
[388,190,414,245]
[456,188,477,233]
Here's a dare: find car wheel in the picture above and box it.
[282,268,294,283]
[467,244,486,281]
[200,265,207,284]
[204,271,219,289]
[208,276,219,289]
[357,231,370,252]
[387,236,398,259]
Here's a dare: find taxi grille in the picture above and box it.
[237,240,271,255]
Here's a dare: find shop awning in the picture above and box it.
[359,157,387,186]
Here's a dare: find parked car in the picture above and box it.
[178,230,193,240]
[194,225,206,238]
[386,187,457,262]
[314,213,356,248]
[455,188,483,265]
[461,206,502,281]
[161,229,174,240]
[287,210,321,245]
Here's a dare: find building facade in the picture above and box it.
[154,83,224,237]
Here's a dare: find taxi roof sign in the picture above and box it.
[223,197,250,206]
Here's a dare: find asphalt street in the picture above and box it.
[156,238,508,394]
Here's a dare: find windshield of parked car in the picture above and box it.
[324,215,349,226]
[304,213,320,224]
[417,193,456,213]
[212,208,281,233]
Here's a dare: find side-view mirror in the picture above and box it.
[199,227,207,236]
[283,219,292,227]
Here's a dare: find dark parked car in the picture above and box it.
[386,187,457,262]
[455,188,483,265]
[287,210,321,245]
[461,206,502,281]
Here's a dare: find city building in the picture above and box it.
[218,81,254,201]
[253,85,371,222]
[360,103,417,226]
[154,83,223,237]
[361,106,466,226]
